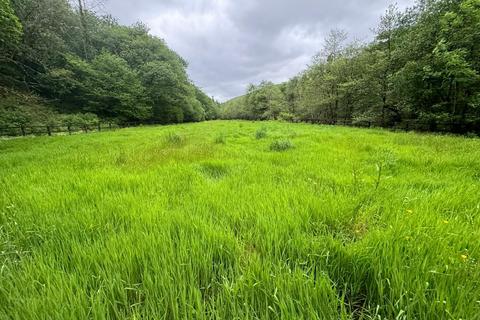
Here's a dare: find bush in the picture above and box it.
[270,139,294,152]
[255,127,267,139]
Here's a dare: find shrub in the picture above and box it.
[255,127,267,139]
[270,139,294,152]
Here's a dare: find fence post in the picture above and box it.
[67,125,72,135]
[47,126,52,136]
[20,126,26,136]
[98,123,101,132]
[109,122,112,130]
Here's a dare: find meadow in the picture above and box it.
[0,120,479,319]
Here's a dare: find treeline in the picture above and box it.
[0,0,219,130]
[222,0,480,134]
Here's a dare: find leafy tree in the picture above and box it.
[139,61,201,123]
[244,81,287,120]
[45,53,151,121]
[0,0,22,54]
[87,52,151,121]
[195,87,219,120]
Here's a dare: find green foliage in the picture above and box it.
[0,0,22,88]
[278,112,296,122]
[269,139,294,152]
[220,95,248,119]
[0,88,103,135]
[139,61,203,124]
[0,89,56,127]
[245,81,288,120]
[0,0,22,54]
[195,87,219,120]
[60,113,98,128]
[89,52,151,120]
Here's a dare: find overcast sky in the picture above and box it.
[101,0,415,101]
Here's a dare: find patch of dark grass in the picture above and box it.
[270,139,294,152]
[165,132,186,146]
[198,162,229,179]
[255,127,267,139]
[214,133,227,144]
[115,151,128,166]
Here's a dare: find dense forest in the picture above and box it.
[0,0,219,131]
[222,0,480,134]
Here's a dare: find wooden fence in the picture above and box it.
[0,121,169,137]
[0,123,116,137]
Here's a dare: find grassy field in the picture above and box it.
[1,120,479,319]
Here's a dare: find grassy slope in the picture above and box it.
[0,121,479,319]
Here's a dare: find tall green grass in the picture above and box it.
[1,121,479,319]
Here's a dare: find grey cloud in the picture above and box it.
[102,0,416,101]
